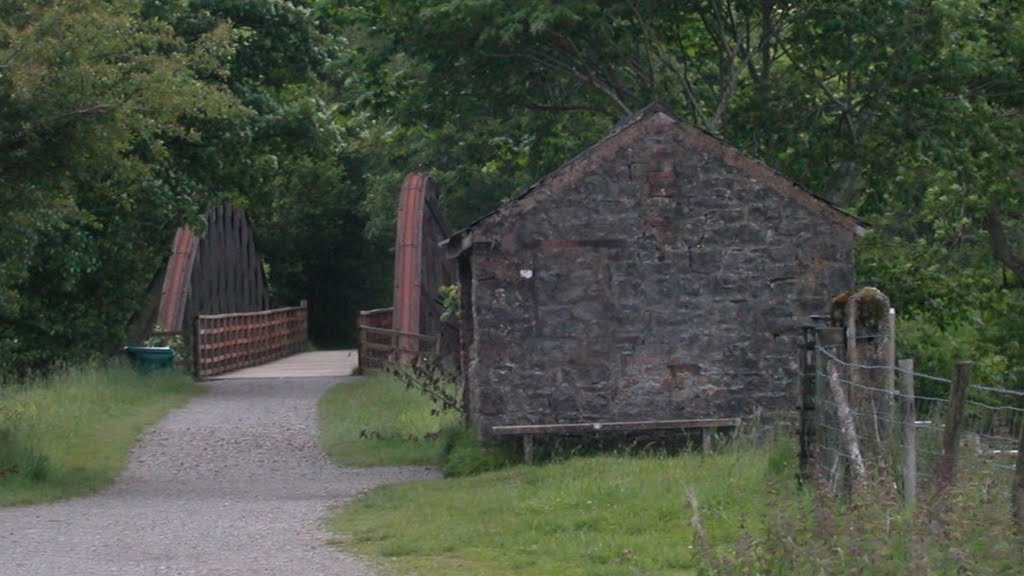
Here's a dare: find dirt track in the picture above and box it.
[0,373,437,575]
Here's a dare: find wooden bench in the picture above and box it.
[491,418,742,464]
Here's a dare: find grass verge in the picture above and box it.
[0,366,199,506]
[329,441,1024,575]
[328,444,793,576]
[318,372,460,467]
[319,371,1022,573]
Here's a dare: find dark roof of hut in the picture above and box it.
[443,103,866,256]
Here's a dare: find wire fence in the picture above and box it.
[800,331,1024,525]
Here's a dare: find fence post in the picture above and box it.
[298,299,309,355]
[829,359,866,493]
[882,307,897,443]
[1013,421,1024,530]
[845,288,895,459]
[899,358,917,507]
[798,325,817,485]
[938,361,972,489]
[192,315,201,378]
[356,314,364,374]
[815,327,845,487]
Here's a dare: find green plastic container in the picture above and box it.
[124,346,175,373]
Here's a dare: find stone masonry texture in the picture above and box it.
[459,106,859,439]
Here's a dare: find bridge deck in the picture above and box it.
[207,350,358,380]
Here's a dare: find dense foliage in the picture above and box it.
[335,0,1023,386]
[1,1,1021,388]
[0,0,242,376]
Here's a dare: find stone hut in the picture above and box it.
[444,104,864,440]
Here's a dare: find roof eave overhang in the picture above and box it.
[440,229,474,259]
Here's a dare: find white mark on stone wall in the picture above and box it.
[519,269,533,279]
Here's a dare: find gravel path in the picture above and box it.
[0,375,439,575]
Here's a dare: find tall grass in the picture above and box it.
[696,452,1024,575]
[0,366,198,506]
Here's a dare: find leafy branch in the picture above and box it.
[386,358,463,419]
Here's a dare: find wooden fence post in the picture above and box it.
[798,326,817,485]
[192,315,201,378]
[829,360,866,492]
[814,327,845,487]
[938,361,972,489]
[882,308,897,444]
[899,359,917,507]
[356,315,365,375]
[845,288,895,459]
[1012,421,1024,530]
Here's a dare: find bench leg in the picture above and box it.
[523,435,534,465]
[702,428,712,453]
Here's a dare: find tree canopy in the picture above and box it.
[1,0,1021,388]
[0,0,242,374]
[334,0,1023,387]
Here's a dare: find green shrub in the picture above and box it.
[898,315,1016,397]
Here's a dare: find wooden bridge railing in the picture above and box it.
[357,307,391,372]
[359,326,439,370]
[357,307,439,372]
[194,301,308,377]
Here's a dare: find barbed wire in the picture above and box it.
[815,348,1024,410]
[813,425,1014,476]
[985,462,1017,471]
[965,399,1024,414]
[811,368,952,404]
[805,334,1021,504]
[814,346,954,384]
[972,384,1024,398]
[815,345,1024,400]
[815,394,1019,437]
[975,431,1021,447]
[809,436,1002,478]
[812,380,1019,480]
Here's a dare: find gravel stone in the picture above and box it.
[0,376,439,575]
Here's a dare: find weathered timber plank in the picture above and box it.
[361,341,400,353]
[491,418,741,435]
[199,305,305,321]
[359,326,438,341]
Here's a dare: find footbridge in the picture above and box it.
[130,173,454,378]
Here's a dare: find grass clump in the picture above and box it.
[0,366,198,506]
[0,429,49,482]
[439,425,515,477]
[318,372,461,467]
